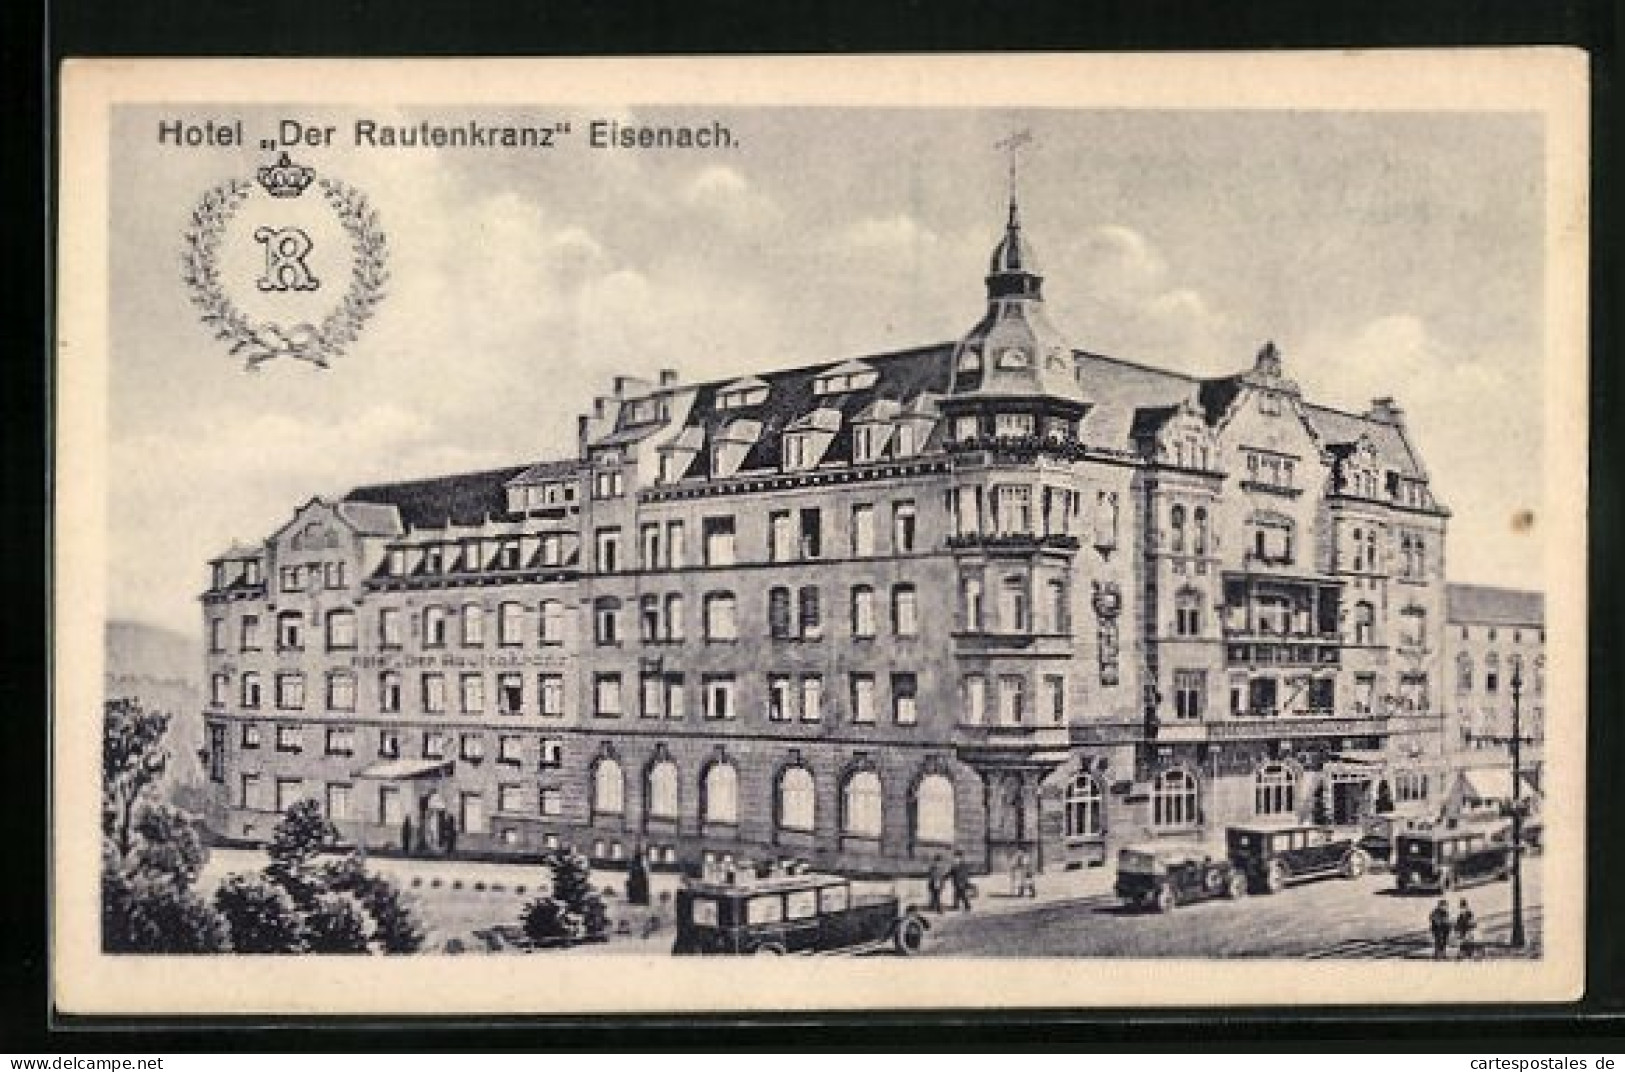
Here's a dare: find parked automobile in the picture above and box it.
[1114,845,1245,912]
[1225,823,1369,894]
[1356,808,1437,868]
[1393,824,1513,893]
[671,869,930,956]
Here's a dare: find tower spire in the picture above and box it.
[996,128,1033,231]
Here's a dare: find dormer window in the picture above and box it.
[955,415,980,443]
[957,348,982,372]
[782,407,841,472]
[996,347,1030,370]
[812,360,878,396]
[717,376,770,411]
[853,423,892,464]
[784,433,818,472]
[894,423,920,458]
[625,398,661,425]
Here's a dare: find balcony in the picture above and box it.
[952,630,1074,659]
[946,532,1081,557]
[1224,637,1342,668]
[946,433,1090,465]
[1069,721,1144,747]
[955,722,1071,768]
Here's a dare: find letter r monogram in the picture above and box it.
[254,226,319,292]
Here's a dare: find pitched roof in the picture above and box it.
[507,458,579,485]
[1446,583,1545,627]
[335,501,403,537]
[209,540,265,562]
[344,465,531,531]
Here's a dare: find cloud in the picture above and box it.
[680,165,780,231]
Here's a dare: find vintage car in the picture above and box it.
[671,869,930,956]
[1225,823,1370,893]
[1114,845,1246,912]
[1356,808,1437,868]
[1392,824,1513,893]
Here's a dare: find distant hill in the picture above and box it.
[104,620,210,812]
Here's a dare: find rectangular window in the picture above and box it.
[666,521,686,567]
[1043,674,1066,724]
[798,586,823,639]
[539,788,563,817]
[641,674,663,719]
[539,534,564,567]
[380,672,401,714]
[324,726,355,757]
[851,504,876,557]
[209,618,225,653]
[206,723,225,782]
[594,601,620,646]
[596,528,621,573]
[851,587,876,639]
[640,523,662,570]
[498,673,523,715]
[239,772,263,810]
[799,508,822,558]
[422,731,446,760]
[704,592,738,641]
[279,566,304,593]
[892,584,919,637]
[240,672,261,709]
[379,608,402,648]
[275,673,305,711]
[769,511,795,562]
[703,517,736,566]
[275,778,303,814]
[275,723,302,753]
[664,593,685,641]
[277,612,303,651]
[1173,670,1206,721]
[540,738,564,768]
[460,792,486,835]
[240,722,261,748]
[893,501,917,553]
[665,674,686,720]
[997,675,1025,725]
[240,615,261,651]
[768,674,794,722]
[498,735,523,765]
[498,602,524,646]
[498,783,525,814]
[210,673,229,706]
[326,672,356,712]
[539,674,564,716]
[801,675,823,722]
[594,674,623,717]
[963,674,987,725]
[379,784,403,826]
[703,675,736,720]
[892,672,918,725]
[851,674,876,724]
[422,673,445,714]
[378,730,401,759]
[459,733,484,761]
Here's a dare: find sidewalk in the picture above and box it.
[864,862,1120,920]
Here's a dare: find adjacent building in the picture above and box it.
[1443,582,1546,785]
[201,197,1453,875]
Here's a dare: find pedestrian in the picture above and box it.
[949,851,973,912]
[1019,852,1037,899]
[440,810,458,857]
[926,855,945,914]
[1455,899,1479,960]
[401,815,414,856]
[1009,850,1026,897]
[1428,899,1452,959]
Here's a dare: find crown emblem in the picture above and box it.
[256,152,315,198]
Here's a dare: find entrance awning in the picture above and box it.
[1330,750,1387,765]
[1457,768,1540,802]
[354,758,454,781]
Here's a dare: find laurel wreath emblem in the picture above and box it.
[181,176,389,369]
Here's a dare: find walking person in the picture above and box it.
[926,855,945,914]
[1019,851,1038,899]
[1455,899,1479,960]
[948,851,973,912]
[1428,899,1452,959]
[1009,850,1027,897]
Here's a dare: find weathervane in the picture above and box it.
[994,128,1035,214]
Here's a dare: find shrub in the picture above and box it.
[214,872,305,953]
[102,868,228,954]
[303,892,372,954]
[520,896,579,944]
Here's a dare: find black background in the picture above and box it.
[13,0,1622,1051]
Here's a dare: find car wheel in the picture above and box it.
[1263,861,1286,894]
[1343,849,1369,879]
[753,942,786,956]
[1225,871,1247,899]
[894,915,927,956]
[1154,884,1176,913]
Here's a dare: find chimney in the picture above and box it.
[1366,396,1404,425]
[593,396,610,419]
[659,367,680,387]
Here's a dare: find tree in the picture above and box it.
[264,799,339,910]
[103,699,171,858]
[101,698,230,954]
[1375,778,1396,815]
[321,855,425,954]
[303,893,373,953]
[519,847,610,946]
[214,872,305,953]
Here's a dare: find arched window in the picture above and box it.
[539,600,565,644]
[592,758,624,815]
[778,766,816,832]
[1152,768,1199,829]
[1170,504,1186,553]
[914,773,956,845]
[1456,652,1474,693]
[1193,507,1209,555]
[842,770,883,838]
[1064,773,1104,839]
[423,605,447,647]
[1485,652,1501,694]
[703,762,738,825]
[1254,763,1298,816]
[646,760,678,822]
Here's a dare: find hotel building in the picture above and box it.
[201,199,1452,874]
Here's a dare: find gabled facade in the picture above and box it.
[201,199,1451,874]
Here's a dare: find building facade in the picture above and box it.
[201,199,1452,875]
[1442,583,1545,785]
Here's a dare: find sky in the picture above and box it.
[105,105,1547,637]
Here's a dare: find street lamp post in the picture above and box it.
[1509,665,1526,949]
